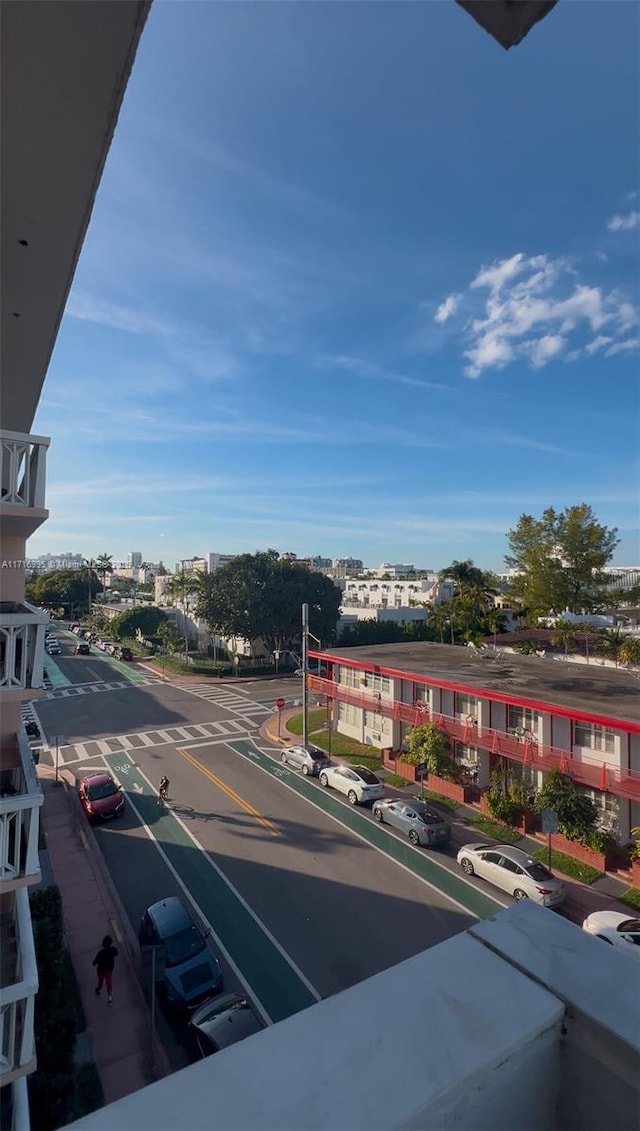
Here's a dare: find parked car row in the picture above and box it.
[70,626,132,660]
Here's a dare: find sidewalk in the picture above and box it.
[260,709,636,924]
[37,765,167,1106]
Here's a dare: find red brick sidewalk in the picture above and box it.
[38,765,168,1105]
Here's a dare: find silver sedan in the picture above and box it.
[372,798,451,847]
[280,745,331,776]
[456,843,565,907]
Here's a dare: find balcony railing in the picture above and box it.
[0,887,38,1087]
[0,729,43,884]
[0,430,49,511]
[0,602,48,692]
[309,675,640,802]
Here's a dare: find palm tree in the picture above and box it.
[82,558,97,616]
[95,553,113,596]
[551,619,578,657]
[484,607,506,647]
[620,635,640,667]
[428,604,452,644]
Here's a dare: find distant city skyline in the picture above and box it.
[30,2,639,568]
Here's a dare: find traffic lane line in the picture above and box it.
[176,747,279,838]
[101,750,320,1022]
[230,740,506,921]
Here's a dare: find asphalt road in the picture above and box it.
[35,634,505,1065]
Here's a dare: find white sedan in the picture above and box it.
[318,764,384,806]
[456,843,566,907]
[582,912,640,960]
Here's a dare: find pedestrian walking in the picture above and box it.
[93,934,118,1005]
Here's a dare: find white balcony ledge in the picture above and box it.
[0,729,43,887]
[0,430,49,537]
[0,602,48,693]
[0,887,38,1087]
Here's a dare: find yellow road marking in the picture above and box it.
[177,748,279,837]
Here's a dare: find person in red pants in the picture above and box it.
[93,934,118,1005]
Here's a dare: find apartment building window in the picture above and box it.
[455,692,477,719]
[365,672,391,697]
[585,788,619,833]
[573,722,616,755]
[338,701,360,727]
[507,705,540,735]
[365,711,391,737]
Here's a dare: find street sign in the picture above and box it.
[276,697,286,709]
[541,809,559,834]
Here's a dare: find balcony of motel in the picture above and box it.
[307,671,640,804]
[0,431,49,539]
[71,903,640,1131]
[0,603,48,698]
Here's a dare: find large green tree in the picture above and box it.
[196,550,342,654]
[95,553,113,592]
[505,504,619,616]
[25,568,99,614]
[111,606,167,640]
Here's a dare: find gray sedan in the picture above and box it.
[373,798,452,847]
[280,744,331,776]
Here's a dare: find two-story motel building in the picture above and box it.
[307,642,640,843]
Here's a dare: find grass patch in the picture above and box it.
[286,711,382,768]
[383,773,412,789]
[421,790,461,812]
[73,1062,105,1121]
[286,709,327,736]
[533,848,603,885]
[619,886,640,911]
[468,816,521,845]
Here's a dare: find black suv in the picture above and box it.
[76,642,90,655]
[117,647,133,661]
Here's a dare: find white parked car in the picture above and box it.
[318,764,384,806]
[456,843,566,908]
[582,912,640,960]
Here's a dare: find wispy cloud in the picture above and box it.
[607,211,640,232]
[605,337,640,356]
[430,251,639,377]
[433,294,461,324]
[317,355,448,391]
[66,293,176,336]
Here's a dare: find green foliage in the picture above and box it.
[505,504,619,615]
[157,621,183,654]
[620,887,640,910]
[533,848,603,885]
[339,618,436,647]
[25,568,100,614]
[28,887,82,1130]
[630,826,640,863]
[484,789,522,825]
[512,639,541,655]
[196,550,342,654]
[468,816,521,845]
[620,636,640,666]
[111,606,167,640]
[403,724,459,780]
[535,770,598,840]
[551,619,578,655]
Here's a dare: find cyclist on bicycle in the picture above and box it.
[158,776,170,804]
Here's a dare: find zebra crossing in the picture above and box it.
[44,675,163,700]
[43,717,254,767]
[179,682,273,720]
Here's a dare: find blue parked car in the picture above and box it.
[372,799,452,847]
[139,897,223,1010]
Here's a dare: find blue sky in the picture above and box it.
[32,0,639,570]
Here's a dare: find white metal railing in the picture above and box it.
[0,430,49,510]
[0,729,42,882]
[0,888,38,1082]
[0,603,47,691]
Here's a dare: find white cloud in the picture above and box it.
[433,251,640,377]
[318,355,448,391]
[605,337,640,356]
[607,211,640,232]
[66,293,176,336]
[585,335,612,355]
[434,293,461,323]
[525,334,566,369]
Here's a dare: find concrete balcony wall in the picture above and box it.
[73,904,640,1131]
[0,431,49,539]
[0,602,47,694]
[0,887,38,1088]
[0,730,42,889]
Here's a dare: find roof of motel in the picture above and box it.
[321,642,640,728]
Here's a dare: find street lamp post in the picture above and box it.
[301,603,322,750]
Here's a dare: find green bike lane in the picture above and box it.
[230,740,503,922]
[102,751,319,1024]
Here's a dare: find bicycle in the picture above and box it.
[157,782,170,807]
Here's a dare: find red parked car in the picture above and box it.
[78,773,125,822]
